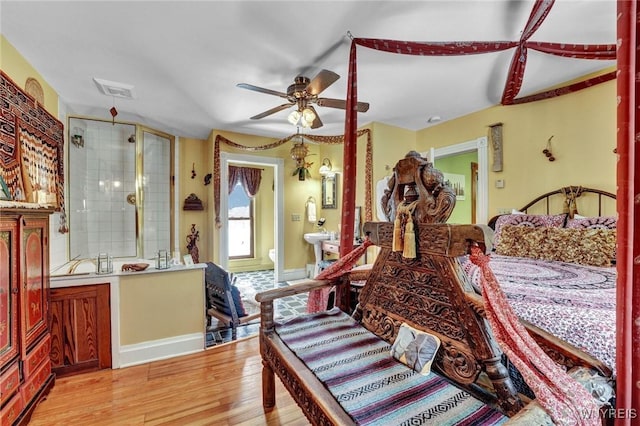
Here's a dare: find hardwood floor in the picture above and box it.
[29,336,309,425]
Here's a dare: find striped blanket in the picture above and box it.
[275,308,507,426]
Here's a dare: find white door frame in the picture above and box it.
[219,152,284,282]
[428,136,488,224]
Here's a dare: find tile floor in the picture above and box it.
[205,269,308,347]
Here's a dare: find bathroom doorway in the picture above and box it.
[219,152,284,282]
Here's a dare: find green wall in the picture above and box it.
[434,151,478,224]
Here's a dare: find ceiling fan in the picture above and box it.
[237,69,369,129]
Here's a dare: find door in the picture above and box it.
[20,215,49,352]
[0,219,18,368]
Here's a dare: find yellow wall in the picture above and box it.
[1,36,58,116]
[417,73,616,218]
[118,269,205,345]
[179,137,210,262]
[4,35,617,271]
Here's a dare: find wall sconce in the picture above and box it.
[542,136,556,161]
[319,158,333,176]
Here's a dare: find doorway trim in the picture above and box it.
[429,136,488,224]
[219,152,284,282]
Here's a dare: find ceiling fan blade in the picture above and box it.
[308,106,323,129]
[250,103,293,120]
[317,97,370,113]
[306,69,340,95]
[237,83,289,99]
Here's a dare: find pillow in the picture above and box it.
[210,284,248,317]
[566,216,617,230]
[495,225,616,267]
[493,213,567,247]
[390,323,441,375]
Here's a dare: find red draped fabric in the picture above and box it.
[526,42,616,59]
[501,0,555,105]
[615,0,639,419]
[512,71,616,105]
[354,38,517,56]
[340,42,359,257]
[307,238,373,313]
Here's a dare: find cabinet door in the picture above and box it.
[0,220,19,368]
[50,284,112,376]
[19,216,49,352]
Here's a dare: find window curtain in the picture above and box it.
[228,165,262,197]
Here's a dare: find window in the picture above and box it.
[228,181,254,258]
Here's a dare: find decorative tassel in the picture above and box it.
[403,217,416,258]
[393,209,404,252]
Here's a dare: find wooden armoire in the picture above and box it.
[0,208,55,425]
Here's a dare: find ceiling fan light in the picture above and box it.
[302,107,316,123]
[288,110,301,125]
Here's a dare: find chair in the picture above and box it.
[204,262,260,340]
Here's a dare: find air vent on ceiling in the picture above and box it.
[93,77,136,99]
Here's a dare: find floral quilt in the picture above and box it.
[460,254,616,376]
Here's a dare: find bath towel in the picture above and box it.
[307,200,317,223]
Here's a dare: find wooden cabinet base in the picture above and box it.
[50,284,112,377]
[2,374,54,426]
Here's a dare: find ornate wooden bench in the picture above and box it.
[255,152,612,425]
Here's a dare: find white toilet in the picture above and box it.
[268,248,275,263]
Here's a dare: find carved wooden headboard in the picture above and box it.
[352,151,523,415]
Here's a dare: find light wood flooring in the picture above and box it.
[29,336,308,425]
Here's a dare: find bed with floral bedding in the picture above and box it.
[461,186,617,377]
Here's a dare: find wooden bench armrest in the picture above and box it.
[255,278,335,303]
[256,277,351,332]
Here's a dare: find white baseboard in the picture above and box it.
[118,332,204,368]
[282,268,306,282]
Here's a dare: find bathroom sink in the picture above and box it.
[303,232,331,244]
[304,232,331,278]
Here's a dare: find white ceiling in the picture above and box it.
[1,1,616,140]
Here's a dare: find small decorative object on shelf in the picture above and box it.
[183,193,204,210]
[186,224,200,263]
[96,252,112,274]
[156,249,170,270]
[121,263,149,272]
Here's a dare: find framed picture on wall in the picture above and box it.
[443,173,466,200]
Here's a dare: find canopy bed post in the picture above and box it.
[616,0,640,418]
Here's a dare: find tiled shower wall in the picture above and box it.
[142,131,171,256]
[68,120,170,260]
[69,120,137,258]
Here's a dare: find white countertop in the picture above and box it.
[50,263,206,288]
